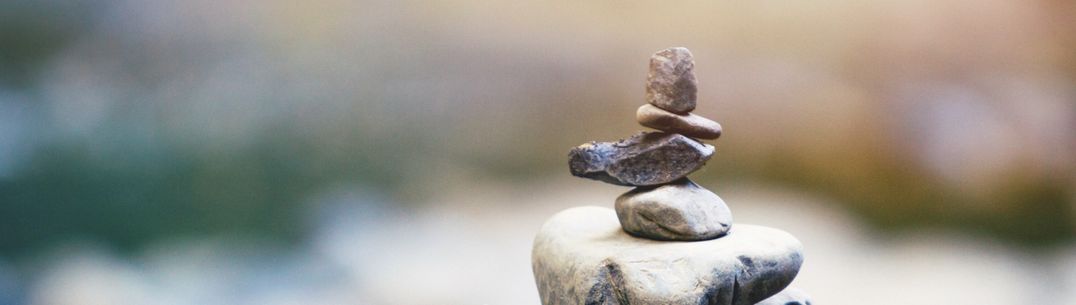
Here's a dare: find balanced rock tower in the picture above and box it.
[532,48,812,305]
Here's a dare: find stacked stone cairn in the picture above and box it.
[532,48,812,305]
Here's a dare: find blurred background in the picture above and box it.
[0,0,1074,304]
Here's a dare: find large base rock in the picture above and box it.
[532,207,803,305]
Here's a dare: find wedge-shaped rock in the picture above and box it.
[533,207,803,305]
[755,287,811,305]
[637,104,722,140]
[616,178,732,241]
[646,47,698,114]
[568,132,714,186]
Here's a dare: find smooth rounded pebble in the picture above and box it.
[532,206,803,305]
[755,287,812,305]
[637,104,722,140]
[615,178,732,241]
[646,47,698,114]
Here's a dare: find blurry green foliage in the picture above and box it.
[0,0,1072,258]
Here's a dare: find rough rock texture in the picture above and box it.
[615,178,732,241]
[646,47,698,114]
[568,132,714,186]
[755,287,811,305]
[532,207,803,305]
[636,104,722,140]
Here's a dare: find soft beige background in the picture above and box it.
[0,0,1074,304]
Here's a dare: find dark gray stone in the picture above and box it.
[568,132,714,186]
[636,104,722,140]
[532,207,803,305]
[755,287,811,305]
[615,178,732,241]
[646,47,698,114]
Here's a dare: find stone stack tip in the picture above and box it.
[647,47,698,114]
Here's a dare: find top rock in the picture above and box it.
[646,47,698,114]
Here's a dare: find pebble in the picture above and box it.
[755,287,812,305]
[636,104,722,140]
[568,132,714,186]
[532,206,804,305]
[646,47,698,114]
[615,178,732,241]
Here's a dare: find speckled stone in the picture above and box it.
[615,178,732,241]
[568,132,714,186]
[646,47,698,114]
[532,206,803,305]
[755,287,812,305]
[636,104,722,140]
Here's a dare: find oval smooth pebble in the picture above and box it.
[636,104,722,140]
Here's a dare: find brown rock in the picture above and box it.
[568,132,714,186]
[646,47,698,114]
[636,104,722,139]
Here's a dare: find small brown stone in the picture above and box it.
[646,47,698,114]
[636,104,722,140]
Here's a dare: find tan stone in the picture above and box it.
[646,47,698,114]
[636,104,722,140]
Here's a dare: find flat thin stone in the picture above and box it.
[646,47,698,114]
[755,287,812,305]
[568,132,714,186]
[615,178,732,241]
[636,104,722,140]
[532,206,803,305]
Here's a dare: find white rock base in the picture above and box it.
[532,206,803,305]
